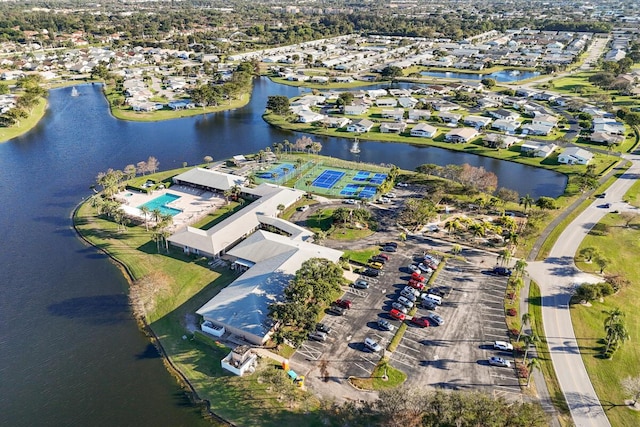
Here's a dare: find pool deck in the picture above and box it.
[115,185,226,231]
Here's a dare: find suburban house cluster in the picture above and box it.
[164,168,343,347]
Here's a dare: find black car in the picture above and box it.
[382,246,397,253]
[316,323,331,334]
[328,305,346,316]
[427,287,446,298]
[383,242,398,248]
[362,268,380,277]
[595,193,606,198]
[491,266,512,276]
[370,256,387,264]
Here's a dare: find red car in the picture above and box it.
[408,279,425,290]
[411,272,425,282]
[334,299,352,309]
[411,316,430,327]
[377,253,389,261]
[389,309,406,321]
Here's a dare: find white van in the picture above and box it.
[364,337,382,352]
[423,294,442,305]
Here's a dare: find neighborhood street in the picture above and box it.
[527,152,640,427]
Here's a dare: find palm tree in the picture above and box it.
[520,194,534,212]
[514,259,528,278]
[522,333,540,362]
[517,313,531,342]
[277,204,285,217]
[469,223,486,239]
[527,358,541,387]
[497,249,511,266]
[605,321,629,355]
[604,308,625,329]
[451,244,462,255]
[140,206,151,230]
[152,208,162,224]
[444,218,460,235]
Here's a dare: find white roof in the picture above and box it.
[196,230,343,341]
[172,168,247,192]
[561,146,593,161]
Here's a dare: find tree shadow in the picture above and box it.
[47,294,130,325]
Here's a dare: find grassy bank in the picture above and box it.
[0,97,47,144]
[572,215,640,427]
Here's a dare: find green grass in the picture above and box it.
[528,282,572,424]
[387,323,408,352]
[0,98,47,144]
[330,227,374,240]
[624,177,640,208]
[349,357,407,390]
[306,209,335,231]
[191,201,243,230]
[342,246,380,265]
[571,214,640,427]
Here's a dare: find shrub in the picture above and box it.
[598,282,615,297]
[516,364,529,379]
[510,328,519,337]
[507,308,517,316]
[574,283,601,301]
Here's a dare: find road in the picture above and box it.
[527,152,640,427]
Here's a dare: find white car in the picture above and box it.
[493,341,514,351]
[344,199,357,204]
[402,286,420,298]
[379,197,390,204]
[396,182,409,187]
[418,263,433,274]
[488,356,511,368]
[427,312,444,326]
[391,302,408,314]
[297,205,309,212]
[408,264,421,274]
[384,192,396,198]
[364,337,382,352]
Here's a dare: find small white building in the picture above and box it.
[558,147,593,165]
[445,127,479,143]
[411,123,438,138]
[221,346,258,376]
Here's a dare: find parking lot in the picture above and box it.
[291,186,521,402]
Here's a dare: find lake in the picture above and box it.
[0,77,564,426]
[419,69,540,82]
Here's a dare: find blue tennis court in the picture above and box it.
[312,169,345,189]
[353,171,370,182]
[370,173,388,185]
[340,184,360,196]
[358,186,378,199]
[257,163,294,180]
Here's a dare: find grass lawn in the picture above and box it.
[349,357,407,390]
[572,213,640,427]
[306,209,335,231]
[342,246,380,265]
[0,97,47,144]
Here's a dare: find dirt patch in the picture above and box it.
[129,271,172,319]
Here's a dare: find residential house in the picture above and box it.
[464,115,492,128]
[430,100,460,112]
[520,141,557,158]
[380,122,407,134]
[558,147,593,165]
[445,127,480,143]
[344,105,368,116]
[367,89,388,99]
[483,133,521,148]
[410,123,438,138]
[397,97,419,109]
[589,131,624,146]
[490,109,521,121]
[297,110,325,123]
[291,94,326,107]
[521,123,553,136]
[593,118,625,135]
[375,98,398,107]
[437,112,463,124]
[532,112,559,128]
[347,119,375,133]
[477,98,501,109]
[408,109,431,121]
[322,117,351,128]
[381,108,405,121]
[492,119,521,133]
[502,97,527,108]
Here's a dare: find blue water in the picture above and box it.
[138,193,182,216]
[420,69,540,83]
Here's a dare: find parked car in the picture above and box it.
[396,182,409,187]
[316,323,331,334]
[370,256,387,264]
[384,242,398,248]
[309,331,327,342]
[328,305,346,316]
[364,337,382,352]
[408,264,421,274]
[377,319,395,332]
[411,272,425,282]
[488,356,511,368]
[334,299,352,309]
[493,341,514,351]
[377,253,389,261]
[352,279,370,289]
[595,193,606,198]
[418,263,433,274]
[368,261,384,270]
[297,205,309,212]
[384,192,396,198]
[491,266,512,276]
[427,312,444,326]
[397,296,414,308]
[411,316,430,327]
[427,287,447,298]
[389,308,406,321]
[423,255,439,264]
[600,203,611,209]
[421,299,437,310]
[382,245,397,252]
[344,199,357,204]
[391,302,409,314]
[402,286,420,298]
[378,197,391,204]
[400,289,417,302]
[407,279,425,291]
[362,268,379,278]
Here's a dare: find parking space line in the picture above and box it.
[354,362,371,374]
[393,350,421,362]
[358,355,379,367]
[394,342,422,353]
[484,333,509,340]
[390,355,419,370]
[481,305,505,312]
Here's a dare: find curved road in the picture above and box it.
[527,152,640,426]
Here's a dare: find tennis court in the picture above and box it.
[370,173,388,185]
[353,171,371,182]
[358,186,378,199]
[257,163,295,180]
[339,184,360,196]
[312,169,345,189]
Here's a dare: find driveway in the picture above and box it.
[527,152,640,427]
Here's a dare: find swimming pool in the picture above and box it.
[138,193,182,217]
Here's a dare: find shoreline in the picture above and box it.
[0,97,48,144]
[71,200,233,427]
